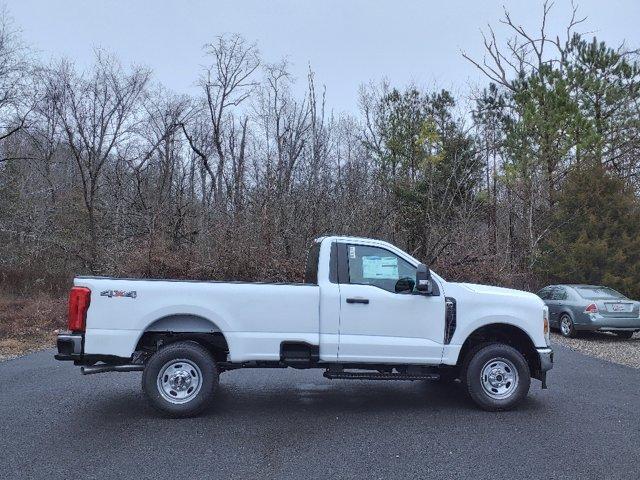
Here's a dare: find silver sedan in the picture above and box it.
[537,284,640,338]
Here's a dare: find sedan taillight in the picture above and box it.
[585,303,598,314]
[68,287,91,332]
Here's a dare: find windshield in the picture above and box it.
[575,286,626,300]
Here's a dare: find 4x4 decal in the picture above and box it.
[100,290,137,299]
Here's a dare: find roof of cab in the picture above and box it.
[315,235,390,243]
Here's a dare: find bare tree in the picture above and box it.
[48,52,150,270]
[461,1,586,90]
[129,86,190,272]
[182,34,259,209]
[0,8,31,160]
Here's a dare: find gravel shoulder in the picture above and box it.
[551,331,640,369]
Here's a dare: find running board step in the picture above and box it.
[323,371,440,381]
[81,364,144,375]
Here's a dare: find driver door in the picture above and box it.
[337,243,445,364]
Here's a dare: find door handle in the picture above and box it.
[346,297,369,304]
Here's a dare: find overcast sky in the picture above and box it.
[7,0,640,114]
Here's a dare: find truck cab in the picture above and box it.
[56,236,553,417]
[303,237,447,365]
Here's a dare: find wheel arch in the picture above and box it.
[457,323,541,379]
[558,308,575,320]
[143,314,223,334]
[134,314,230,363]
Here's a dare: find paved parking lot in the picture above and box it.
[1,345,639,480]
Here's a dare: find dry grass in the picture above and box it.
[0,293,66,360]
[551,331,640,369]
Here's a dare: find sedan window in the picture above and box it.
[537,287,552,300]
[552,287,567,301]
[575,286,626,300]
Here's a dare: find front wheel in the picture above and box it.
[463,343,531,411]
[142,341,218,417]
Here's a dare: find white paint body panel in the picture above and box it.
[337,283,445,363]
[440,282,548,364]
[79,236,548,365]
[80,279,320,361]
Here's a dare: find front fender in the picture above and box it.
[453,314,540,347]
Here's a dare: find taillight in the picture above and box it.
[585,303,598,314]
[68,286,91,332]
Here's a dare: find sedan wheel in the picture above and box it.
[560,315,576,338]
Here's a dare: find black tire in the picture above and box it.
[463,343,531,411]
[559,314,577,338]
[142,341,218,418]
[614,331,634,339]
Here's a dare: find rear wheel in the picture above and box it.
[614,331,634,339]
[463,343,530,411]
[142,341,218,417]
[559,314,577,338]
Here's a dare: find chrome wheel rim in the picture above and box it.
[480,358,519,400]
[157,359,203,404]
[560,317,571,336]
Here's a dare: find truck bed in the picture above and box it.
[76,276,320,361]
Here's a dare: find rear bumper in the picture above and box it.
[55,330,138,373]
[54,332,83,361]
[596,327,640,332]
[576,314,640,331]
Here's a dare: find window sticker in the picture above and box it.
[349,246,356,259]
[362,256,399,279]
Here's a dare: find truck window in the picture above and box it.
[304,242,321,284]
[346,244,416,293]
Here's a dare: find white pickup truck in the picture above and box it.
[56,236,553,417]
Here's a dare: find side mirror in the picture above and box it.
[415,263,433,295]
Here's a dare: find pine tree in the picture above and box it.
[539,162,640,298]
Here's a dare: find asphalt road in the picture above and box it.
[1,345,639,480]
